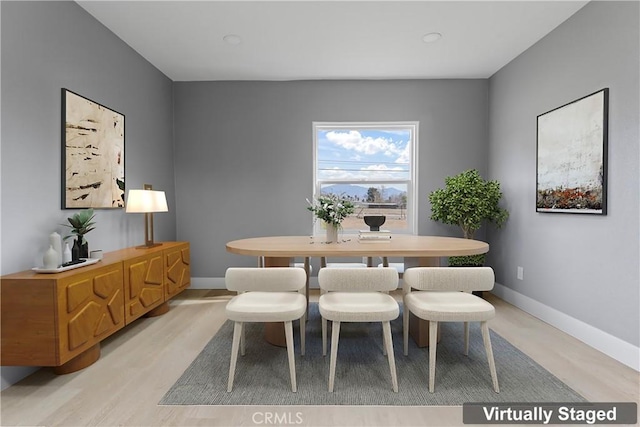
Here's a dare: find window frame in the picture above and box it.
[312,121,419,235]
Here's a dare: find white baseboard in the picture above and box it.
[492,282,640,372]
[191,277,227,289]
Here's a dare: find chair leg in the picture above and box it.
[227,321,243,392]
[240,322,246,356]
[382,321,399,392]
[428,320,438,393]
[300,313,306,356]
[403,302,409,356]
[382,324,387,356]
[284,321,297,392]
[304,257,310,316]
[322,317,327,356]
[328,320,341,392]
[463,322,469,356]
[481,322,500,393]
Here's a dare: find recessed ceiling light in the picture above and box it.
[422,32,442,43]
[223,34,242,45]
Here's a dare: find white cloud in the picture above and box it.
[395,143,411,164]
[325,130,405,159]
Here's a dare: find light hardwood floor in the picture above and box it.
[1,289,638,427]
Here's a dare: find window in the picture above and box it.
[313,122,418,234]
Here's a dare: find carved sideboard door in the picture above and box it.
[1,242,190,373]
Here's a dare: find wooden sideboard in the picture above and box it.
[1,242,190,374]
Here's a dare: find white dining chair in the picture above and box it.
[318,267,400,392]
[320,256,369,268]
[378,256,405,278]
[258,256,312,313]
[225,267,307,392]
[402,267,499,393]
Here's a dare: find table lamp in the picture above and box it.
[125,184,168,248]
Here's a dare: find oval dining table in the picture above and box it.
[226,235,489,347]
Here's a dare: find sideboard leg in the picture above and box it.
[53,343,101,374]
[145,301,170,317]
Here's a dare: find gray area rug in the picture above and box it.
[160,304,585,406]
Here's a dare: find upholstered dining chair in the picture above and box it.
[402,267,499,393]
[320,257,369,268]
[258,256,312,313]
[378,256,405,278]
[225,267,307,392]
[318,267,400,392]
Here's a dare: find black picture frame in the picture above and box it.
[62,88,125,209]
[536,88,609,215]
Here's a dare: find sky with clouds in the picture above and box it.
[316,129,411,184]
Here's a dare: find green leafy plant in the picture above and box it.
[429,169,508,266]
[306,194,355,227]
[62,208,96,240]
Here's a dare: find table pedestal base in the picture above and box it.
[265,322,287,347]
[262,257,292,347]
[409,313,442,347]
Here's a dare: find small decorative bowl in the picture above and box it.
[364,215,386,231]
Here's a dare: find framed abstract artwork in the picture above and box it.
[536,88,609,215]
[62,88,125,209]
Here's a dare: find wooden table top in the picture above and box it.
[226,235,488,258]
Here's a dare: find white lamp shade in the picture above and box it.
[125,189,168,213]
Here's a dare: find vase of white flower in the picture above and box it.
[325,222,339,243]
[306,194,355,244]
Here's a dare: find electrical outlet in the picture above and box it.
[517,266,524,280]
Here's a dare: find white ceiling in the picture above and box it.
[77,1,589,82]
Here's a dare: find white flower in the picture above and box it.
[306,194,355,226]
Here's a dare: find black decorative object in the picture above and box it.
[78,235,88,259]
[364,215,386,231]
[71,235,89,261]
[72,238,80,261]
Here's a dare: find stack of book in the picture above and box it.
[358,229,392,243]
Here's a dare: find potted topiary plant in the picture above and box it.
[62,208,96,260]
[429,169,508,267]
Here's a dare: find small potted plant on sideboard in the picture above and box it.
[62,208,95,260]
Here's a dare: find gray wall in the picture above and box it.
[173,80,489,279]
[3,0,636,392]
[487,1,639,346]
[1,1,176,389]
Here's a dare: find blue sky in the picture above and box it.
[316,128,411,184]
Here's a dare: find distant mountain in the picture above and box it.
[322,184,405,200]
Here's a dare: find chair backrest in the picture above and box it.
[225,267,306,292]
[318,267,398,292]
[403,267,495,292]
[320,256,369,268]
